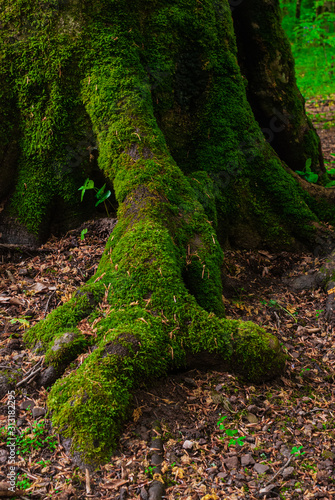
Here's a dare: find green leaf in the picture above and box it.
[305,158,312,171]
[95,190,111,207]
[96,183,106,199]
[305,172,318,183]
[225,429,238,436]
[295,170,305,175]
[228,438,237,446]
[80,228,88,241]
[79,178,95,201]
[325,180,335,188]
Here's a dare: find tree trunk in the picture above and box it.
[296,0,302,18]
[1,0,334,464]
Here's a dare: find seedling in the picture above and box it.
[78,178,114,216]
[10,317,30,329]
[260,299,298,322]
[16,474,31,490]
[295,158,318,183]
[80,228,88,241]
[217,415,245,447]
[291,445,305,457]
[315,309,323,318]
[299,367,310,376]
[145,465,157,477]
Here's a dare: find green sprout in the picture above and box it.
[217,415,245,447]
[291,445,305,457]
[78,178,114,216]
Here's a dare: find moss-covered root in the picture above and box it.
[46,305,285,464]
[23,283,106,366]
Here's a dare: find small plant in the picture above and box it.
[10,317,30,329]
[36,459,51,468]
[217,415,245,446]
[78,178,113,216]
[145,465,157,477]
[315,309,324,318]
[299,367,311,376]
[291,445,305,457]
[260,299,298,322]
[80,228,88,241]
[16,421,57,456]
[301,462,317,472]
[295,158,318,183]
[16,474,31,490]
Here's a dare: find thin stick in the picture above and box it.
[264,455,293,487]
[17,358,44,387]
[43,291,56,318]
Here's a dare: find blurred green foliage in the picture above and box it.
[280,0,335,97]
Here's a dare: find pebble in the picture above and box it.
[224,456,240,469]
[241,454,255,466]
[282,466,294,479]
[182,440,193,450]
[20,399,35,410]
[253,463,270,474]
[32,407,46,419]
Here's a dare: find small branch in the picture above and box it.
[85,468,91,495]
[264,455,293,487]
[43,291,56,318]
[17,357,44,387]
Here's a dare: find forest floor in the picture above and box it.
[0,98,335,500]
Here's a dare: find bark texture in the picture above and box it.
[0,0,334,464]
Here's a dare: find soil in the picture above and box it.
[0,100,335,500]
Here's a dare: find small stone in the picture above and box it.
[282,466,294,479]
[224,456,240,469]
[280,446,290,458]
[38,366,58,388]
[7,339,22,351]
[182,377,197,388]
[259,484,276,495]
[140,487,148,500]
[182,440,193,450]
[241,454,255,466]
[198,438,207,445]
[245,436,255,443]
[20,399,35,410]
[253,463,270,474]
[217,472,227,479]
[246,412,258,424]
[0,449,9,463]
[32,406,46,418]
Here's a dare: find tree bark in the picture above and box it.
[1,0,334,464]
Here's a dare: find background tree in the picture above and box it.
[1,0,334,464]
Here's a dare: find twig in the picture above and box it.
[17,357,44,387]
[43,291,56,317]
[85,468,91,495]
[264,455,293,486]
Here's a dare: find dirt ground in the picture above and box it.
[0,99,335,500]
